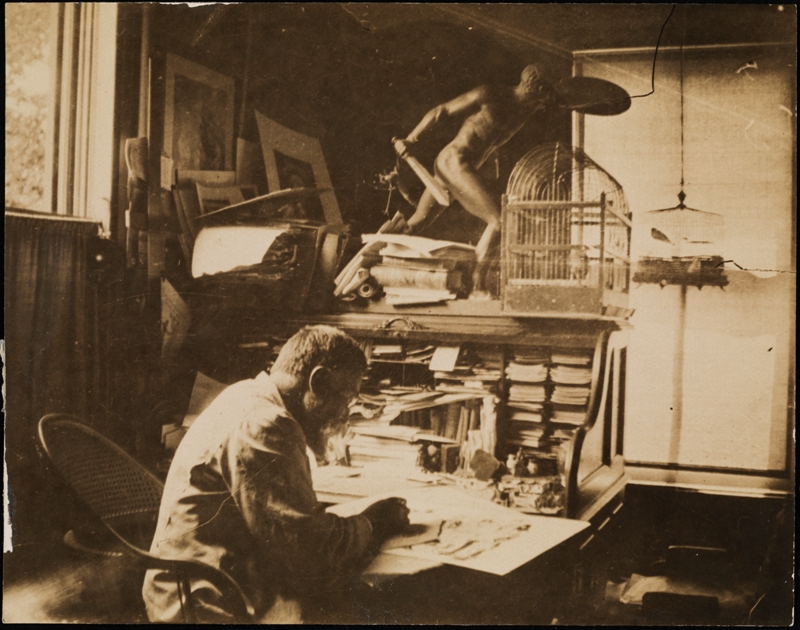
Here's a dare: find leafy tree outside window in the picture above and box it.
[5,3,60,212]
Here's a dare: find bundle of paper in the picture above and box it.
[512,349,551,364]
[505,362,549,383]
[335,234,477,305]
[551,407,587,425]
[507,402,544,413]
[550,351,592,366]
[509,409,545,424]
[550,365,593,385]
[551,386,590,405]
[362,234,477,263]
[508,384,547,403]
[383,287,458,306]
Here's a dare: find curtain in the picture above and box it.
[4,212,102,547]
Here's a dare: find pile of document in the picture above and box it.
[550,350,593,425]
[334,234,476,305]
[434,347,502,395]
[508,383,547,405]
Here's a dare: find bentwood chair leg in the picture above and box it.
[177,574,198,623]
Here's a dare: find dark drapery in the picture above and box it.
[4,212,102,547]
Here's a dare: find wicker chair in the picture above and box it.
[37,414,254,622]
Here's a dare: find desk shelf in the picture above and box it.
[245,310,628,521]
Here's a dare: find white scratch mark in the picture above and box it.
[744,119,770,152]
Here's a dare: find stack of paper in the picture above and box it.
[551,408,587,426]
[513,349,550,364]
[509,409,545,424]
[550,351,592,366]
[508,384,547,404]
[551,387,591,406]
[433,346,501,395]
[505,362,549,383]
[347,234,477,305]
[506,424,547,449]
[550,365,592,385]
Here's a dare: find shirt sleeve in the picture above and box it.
[221,410,373,587]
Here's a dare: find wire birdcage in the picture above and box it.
[501,142,632,317]
[646,194,724,258]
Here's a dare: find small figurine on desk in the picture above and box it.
[506,452,518,477]
[418,442,442,473]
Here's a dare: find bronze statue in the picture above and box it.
[391,66,631,294]
[393,64,557,292]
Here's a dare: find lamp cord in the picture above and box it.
[678,6,686,207]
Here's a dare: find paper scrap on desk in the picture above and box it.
[429,346,461,373]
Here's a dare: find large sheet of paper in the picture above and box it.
[327,485,588,576]
[191,225,285,277]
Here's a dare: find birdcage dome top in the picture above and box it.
[506,142,628,216]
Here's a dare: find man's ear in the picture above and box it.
[309,365,330,397]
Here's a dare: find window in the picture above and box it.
[5,3,118,227]
[5,3,60,212]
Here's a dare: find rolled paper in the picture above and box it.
[340,268,369,296]
[358,278,378,299]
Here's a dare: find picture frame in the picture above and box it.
[194,183,258,215]
[254,110,342,225]
[164,53,235,171]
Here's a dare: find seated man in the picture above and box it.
[143,325,410,623]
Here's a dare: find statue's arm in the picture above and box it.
[405,86,488,144]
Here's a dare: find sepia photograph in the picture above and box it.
[3,3,795,625]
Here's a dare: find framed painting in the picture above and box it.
[254,110,342,224]
[164,53,235,171]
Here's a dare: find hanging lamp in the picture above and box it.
[635,8,727,288]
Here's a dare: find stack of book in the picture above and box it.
[507,383,547,406]
[344,234,476,305]
[434,347,503,394]
[550,351,593,426]
[346,425,427,468]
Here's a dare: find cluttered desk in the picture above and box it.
[310,463,592,624]
[315,464,589,577]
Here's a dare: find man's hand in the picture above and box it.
[361,497,410,542]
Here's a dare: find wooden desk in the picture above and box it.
[315,467,594,623]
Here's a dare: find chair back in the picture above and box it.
[38,414,164,548]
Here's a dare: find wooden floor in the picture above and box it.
[3,484,793,625]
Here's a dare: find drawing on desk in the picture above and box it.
[421,517,532,561]
[328,485,589,576]
[381,521,443,551]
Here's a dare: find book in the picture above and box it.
[444,403,461,440]
[362,233,476,262]
[380,255,458,271]
[509,410,545,423]
[384,289,457,306]
[430,406,444,435]
[370,265,463,292]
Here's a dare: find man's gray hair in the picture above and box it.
[270,325,367,384]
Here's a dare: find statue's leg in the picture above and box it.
[436,148,501,293]
[406,188,441,233]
